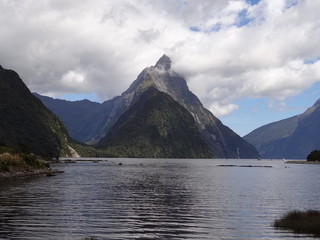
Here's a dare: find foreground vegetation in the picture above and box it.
[0,152,49,172]
[274,210,320,237]
[0,145,50,174]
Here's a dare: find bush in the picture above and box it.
[21,153,37,165]
[307,150,320,161]
[274,210,320,237]
[0,152,49,172]
[0,152,24,172]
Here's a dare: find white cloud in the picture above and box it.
[209,103,239,117]
[61,70,85,87]
[0,0,319,116]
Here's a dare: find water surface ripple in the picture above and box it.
[0,158,319,239]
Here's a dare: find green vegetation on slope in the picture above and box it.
[97,87,214,158]
[0,65,72,158]
[69,142,118,158]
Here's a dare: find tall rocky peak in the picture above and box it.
[155,54,172,71]
[105,55,259,158]
[130,56,194,102]
[123,55,176,96]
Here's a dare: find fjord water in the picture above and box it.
[0,159,319,240]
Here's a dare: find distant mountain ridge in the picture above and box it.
[36,55,259,158]
[244,99,320,159]
[0,65,74,158]
[33,93,113,143]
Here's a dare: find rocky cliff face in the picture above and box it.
[0,65,73,158]
[244,99,320,159]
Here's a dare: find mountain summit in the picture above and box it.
[155,54,172,70]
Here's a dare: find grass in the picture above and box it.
[274,210,320,237]
[0,152,49,172]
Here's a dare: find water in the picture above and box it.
[0,158,319,240]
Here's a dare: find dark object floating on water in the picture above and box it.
[118,163,123,166]
[64,159,77,163]
[274,210,320,237]
[46,173,56,177]
[218,164,272,168]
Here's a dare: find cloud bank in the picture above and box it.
[0,0,319,116]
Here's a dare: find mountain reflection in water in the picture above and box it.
[0,158,319,240]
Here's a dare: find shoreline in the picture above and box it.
[285,160,320,164]
[0,168,64,179]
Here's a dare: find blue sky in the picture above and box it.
[0,0,319,136]
[61,92,100,103]
[221,81,320,136]
[246,0,260,5]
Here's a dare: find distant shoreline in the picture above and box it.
[285,160,320,164]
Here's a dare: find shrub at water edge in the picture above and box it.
[0,152,49,172]
[274,210,320,237]
[307,150,320,161]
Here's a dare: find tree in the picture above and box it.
[307,150,320,161]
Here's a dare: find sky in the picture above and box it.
[1,0,320,136]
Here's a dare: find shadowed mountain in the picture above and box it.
[244,99,320,159]
[0,65,74,158]
[97,87,214,158]
[34,93,115,143]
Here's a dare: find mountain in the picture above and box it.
[101,55,259,158]
[0,65,75,158]
[36,55,259,158]
[244,99,320,159]
[97,87,214,158]
[33,93,114,143]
